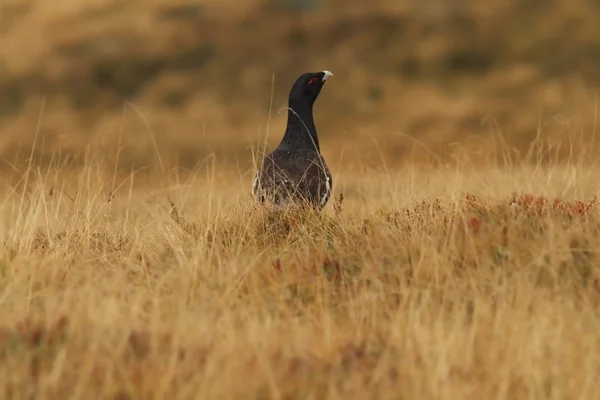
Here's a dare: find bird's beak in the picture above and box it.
[322,70,333,82]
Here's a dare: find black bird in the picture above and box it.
[253,70,334,210]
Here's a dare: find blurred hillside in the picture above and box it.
[2,0,600,173]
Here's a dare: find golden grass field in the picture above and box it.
[3,0,600,398]
[3,0,600,170]
[1,136,600,398]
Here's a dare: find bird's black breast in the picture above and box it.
[254,148,332,209]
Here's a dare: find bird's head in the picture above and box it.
[288,70,333,106]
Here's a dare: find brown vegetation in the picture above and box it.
[2,0,600,170]
[2,1,600,398]
[0,153,599,398]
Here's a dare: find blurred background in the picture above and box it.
[2,0,600,175]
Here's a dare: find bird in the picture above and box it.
[253,70,334,211]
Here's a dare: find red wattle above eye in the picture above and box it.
[308,77,319,85]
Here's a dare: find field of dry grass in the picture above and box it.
[3,0,600,170]
[4,1,600,398]
[1,138,600,398]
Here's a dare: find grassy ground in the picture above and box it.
[3,1,600,398]
[1,146,600,399]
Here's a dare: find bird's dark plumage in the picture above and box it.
[253,70,333,210]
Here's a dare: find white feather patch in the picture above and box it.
[252,173,259,200]
[320,174,331,206]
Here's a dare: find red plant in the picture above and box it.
[460,192,597,235]
[467,217,482,234]
[510,193,597,218]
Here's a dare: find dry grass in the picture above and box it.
[3,2,600,397]
[3,0,600,170]
[0,147,600,399]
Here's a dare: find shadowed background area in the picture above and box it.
[2,0,600,174]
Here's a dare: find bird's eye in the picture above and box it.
[308,77,319,85]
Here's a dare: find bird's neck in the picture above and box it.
[279,98,320,152]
